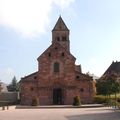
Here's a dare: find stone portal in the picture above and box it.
[53,88,62,105]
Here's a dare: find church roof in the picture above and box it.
[52,16,69,31]
[37,42,76,61]
[103,61,120,75]
[20,71,38,83]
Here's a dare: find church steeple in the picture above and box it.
[52,16,70,52]
[52,16,69,31]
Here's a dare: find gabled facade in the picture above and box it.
[20,17,95,105]
[100,61,120,82]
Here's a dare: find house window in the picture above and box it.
[34,76,37,79]
[54,62,60,73]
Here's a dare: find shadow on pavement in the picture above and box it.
[66,111,120,120]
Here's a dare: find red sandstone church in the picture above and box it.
[20,17,96,105]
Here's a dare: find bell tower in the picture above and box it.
[52,16,70,52]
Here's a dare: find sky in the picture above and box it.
[0,0,120,84]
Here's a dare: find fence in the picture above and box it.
[0,92,19,106]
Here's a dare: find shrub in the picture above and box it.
[117,102,120,109]
[31,97,39,106]
[73,96,81,106]
[117,97,120,102]
[94,95,107,104]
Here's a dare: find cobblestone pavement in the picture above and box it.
[0,107,120,120]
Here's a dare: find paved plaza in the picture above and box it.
[0,106,120,120]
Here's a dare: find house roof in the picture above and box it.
[103,61,120,75]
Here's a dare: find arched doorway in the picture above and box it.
[53,88,62,105]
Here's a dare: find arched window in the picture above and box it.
[61,52,64,57]
[48,52,51,57]
[80,88,84,92]
[56,36,60,41]
[62,36,67,41]
[76,76,80,79]
[54,62,60,73]
[30,87,34,91]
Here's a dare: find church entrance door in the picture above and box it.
[53,88,62,105]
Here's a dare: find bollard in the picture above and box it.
[2,106,5,110]
[7,106,9,110]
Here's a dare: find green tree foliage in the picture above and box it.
[96,79,118,95]
[96,81,110,95]
[97,73,120,95]
[96,73,120,107]
[7,76,19,92]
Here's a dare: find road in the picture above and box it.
[0,107,120,120]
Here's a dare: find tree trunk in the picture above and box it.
[115,92,117,109]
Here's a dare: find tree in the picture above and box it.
[106,73,120,101]
[7,76,19,92]
[96,80,110,96]
[0,84,3,93]
[111,80,120,108]
[96,73,120,107]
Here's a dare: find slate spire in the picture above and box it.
[52,16,69,31]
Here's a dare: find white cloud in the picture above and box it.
[0,0,75,37]
[53,0,75,9]
[0,68,15,84]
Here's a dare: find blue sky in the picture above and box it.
[0,0,120,84]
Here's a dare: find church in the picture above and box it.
[20,17,96,105]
